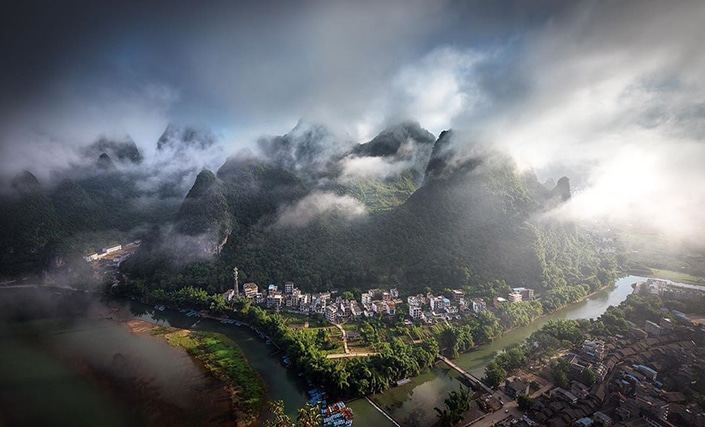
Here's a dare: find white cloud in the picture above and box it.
[275,191,367,227]
[479,0,705,243]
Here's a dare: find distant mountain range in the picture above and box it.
[0,121,618,297]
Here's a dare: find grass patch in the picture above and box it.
[646,268,704,285]
[165,330,266,424]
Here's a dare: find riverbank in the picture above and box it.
[0,287,242,427]
[128,320,266,427]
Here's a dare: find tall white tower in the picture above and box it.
[233,266,239,298]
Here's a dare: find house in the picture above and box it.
[513,287,535,300]
[255,292,265,304]
[471,298,486,313]
[508,291,523,303]
[102,244,122,254]
[571,381,590,399]
[243,283,259,298]
[550,388,578,405]
[635,365,658,381]
[645,320,663,336]
[430,296,446,312]
[83,253,100,262]
[390,288,399,298]
[592,411,612,427]
[266,293,283,309]
[505,377,530,398]
[284,281,294,294]
[372,300,387,314]
[409,305,423,319]
[494,297,507,308]
[361,292,371,305]
[325,305,338,323]
[582,339,607,361]
[452,289,465,301]
[573,418,593,427]
[350,303,363,318]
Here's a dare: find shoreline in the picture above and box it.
[126,319,266,427]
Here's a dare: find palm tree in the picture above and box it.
[265,400,294,427]
[296,402,322,427]
[434,406,454,427]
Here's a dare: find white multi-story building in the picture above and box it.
[325,305,338,323]
[243,283,258,298]
[508,291,522,303]
[361,292,371,305]
[471,298,486,313]
[266,293,283,308]
[102,244,122,254]
[430,296,447,312]
[255,293,265,304]
[409,305,423,319]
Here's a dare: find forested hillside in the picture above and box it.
[0,121,620,300]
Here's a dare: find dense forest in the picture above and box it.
[1,121,620,301]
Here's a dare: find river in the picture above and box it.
[0,276,643,426]
[366,275,642,427]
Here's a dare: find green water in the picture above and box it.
[0,290,223,426]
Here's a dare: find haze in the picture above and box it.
[1,0,704,243]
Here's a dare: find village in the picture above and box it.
[220,271,705,427]
[223,266,535,327]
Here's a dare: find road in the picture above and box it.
[326,352,377,359]
[332,322,350,353]
[464,389,522,427]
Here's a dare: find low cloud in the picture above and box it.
[275,191,367,228]
[438,1,705,245]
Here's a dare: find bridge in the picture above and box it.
[437,354,494,394]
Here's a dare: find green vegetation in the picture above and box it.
[230,303,438,399]
[483,361,507,388]
[336,170,420,212]
[264,400,322,427]
[434,385,473,427]
[517,394,533,411]
[120,148,620,301]
[646,268,703,285]
[162,330,266,425]
[618,227,705,283]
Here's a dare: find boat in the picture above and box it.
[323,401,354,427]
[396,378,411,387]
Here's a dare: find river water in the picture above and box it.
[367,275,642,427]
[0,276,643,426]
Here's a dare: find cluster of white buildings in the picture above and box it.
[229,280,536,325]
[493,287,535,307]
[638,278,705,303]
[407,289,487,323]
[229,281,365,324]
[83,244,123,262]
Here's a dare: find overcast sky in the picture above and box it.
[1,0,704,242]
